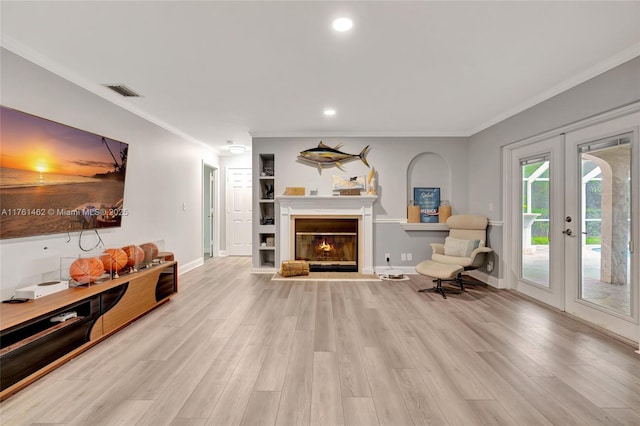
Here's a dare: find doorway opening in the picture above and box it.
[203,163,217,259]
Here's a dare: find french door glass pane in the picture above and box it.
[521,160,550,287]
[580,139,631,316]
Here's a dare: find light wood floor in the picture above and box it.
[2,256,640,426]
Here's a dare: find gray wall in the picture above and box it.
[468,56,640,282]
[0,48,220,299]
[251,136,469,270]
[252,57,640,280]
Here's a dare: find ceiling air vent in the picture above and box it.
[104,84,141,97]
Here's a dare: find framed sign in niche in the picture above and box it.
[414,187,440,223]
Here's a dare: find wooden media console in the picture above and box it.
[0,261,178,400]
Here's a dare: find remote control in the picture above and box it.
[50,311,77,323]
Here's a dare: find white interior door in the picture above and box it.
[226,168,252,256]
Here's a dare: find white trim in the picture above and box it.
[466,270,502,289]
[276,195,377,275]
[400,223,449,231]
[375,266,417,275]
[179,258,204,275]
[502,101,640,295]
[4,34,637,145]
[1,36,218,154]
[375,219,504,227]
[468,44,640,136]
[374,218,407,224]
[504,101,640,151]
[251,130,467,138]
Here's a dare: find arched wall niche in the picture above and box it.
[407,152,452,207]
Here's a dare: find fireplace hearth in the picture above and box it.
[295,218,358,272]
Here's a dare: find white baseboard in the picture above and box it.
[375,266,418,275]
[466,270,503,288]
[179,258,204,275]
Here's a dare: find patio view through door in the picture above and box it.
[509,113,638,341]
[511,136,565,310]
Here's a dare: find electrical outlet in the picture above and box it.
[385,253,390,262]
[487,260,494,272]
[401,253,407,261]
[407,253,412,261]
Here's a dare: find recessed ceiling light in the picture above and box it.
[228,145,246,154]
[332,17,353,32]
[324,108,336,116]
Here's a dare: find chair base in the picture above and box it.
[419,273,485,299]
[418,277,464,299]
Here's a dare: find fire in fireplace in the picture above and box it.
[295,218,358,272]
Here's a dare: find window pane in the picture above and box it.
[580,143,631,316]
[521,160,550,286]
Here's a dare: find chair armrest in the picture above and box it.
[430,243,445,255]
[470,246,493,258]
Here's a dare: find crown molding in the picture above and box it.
[467,43,640,137]
[1,36,218,154]
[250,130,467,138]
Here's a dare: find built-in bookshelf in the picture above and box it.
[256,154,276,270]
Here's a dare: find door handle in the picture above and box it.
[562,229,573,236]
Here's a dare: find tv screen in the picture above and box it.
[0,106,128,239]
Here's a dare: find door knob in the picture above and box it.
[562,229,573,236]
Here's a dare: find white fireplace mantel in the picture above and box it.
[276,195,377,274]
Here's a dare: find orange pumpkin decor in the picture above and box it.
[140,242,159,264]
[122,245,145,267]
[100,248,129,273]
[69,257,105,284]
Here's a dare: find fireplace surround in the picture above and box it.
[276,195,377,274]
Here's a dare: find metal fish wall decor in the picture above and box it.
[298,141,370,171]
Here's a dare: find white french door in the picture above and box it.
[507,111,639,342]
[562,114,639,340]
[510,135,566,310]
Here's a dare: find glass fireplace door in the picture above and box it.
[295,218,358,272]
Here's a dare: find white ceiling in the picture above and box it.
[1,1,639,154]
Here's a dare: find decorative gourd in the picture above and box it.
[69,257,104,284]
[140,242,159,264]
[122,245,145,267]
[100,248,128,273]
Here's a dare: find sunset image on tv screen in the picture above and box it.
[0,106,128,239]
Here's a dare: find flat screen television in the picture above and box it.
[0,105,128,239]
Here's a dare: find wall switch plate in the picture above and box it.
[401,253,407,261]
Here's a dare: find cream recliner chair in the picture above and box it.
[416,214,493,298]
